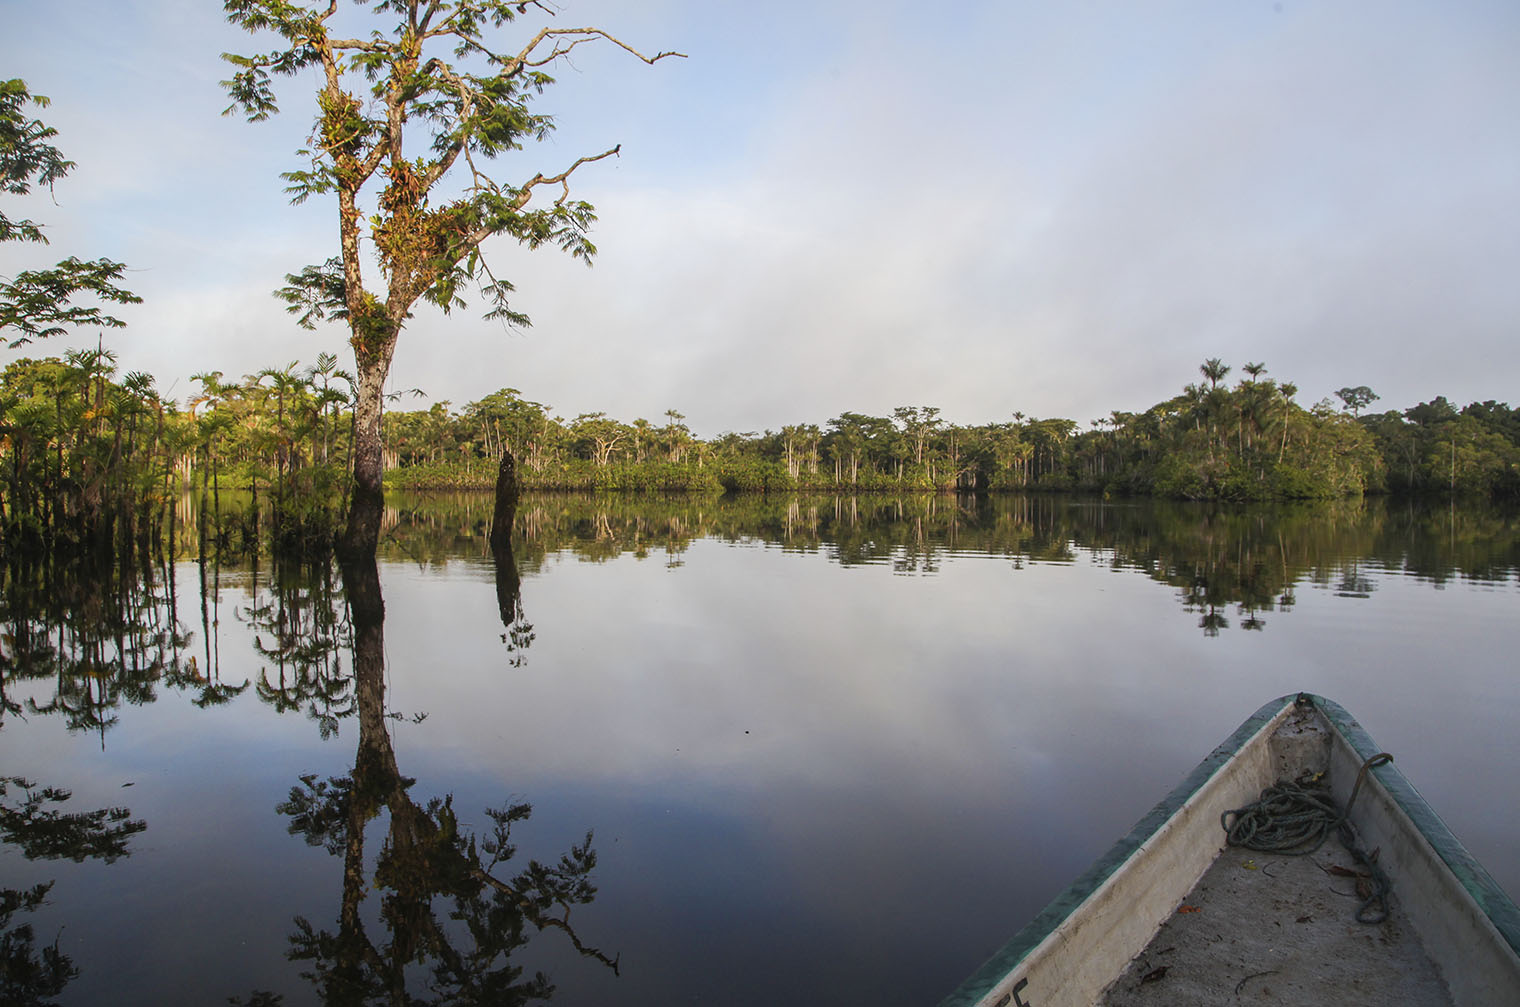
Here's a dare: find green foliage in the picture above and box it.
[1335,385,1379,417]
[220,2,683,553]
[1362,399,1520,498]
[0,349,358,556]
[366,365,1419,503]
[0,351,185,551]
[0,79,70,242]
[0,256,141,347]
[0,79,139,347]
[9,348,1520,564]
[1055,364,1386,501]
[1151,453,1213,499]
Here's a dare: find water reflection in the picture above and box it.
[229,550,612,1005]
[0,776,145,1002]
[0,529,595,1003]
[0,553,210,735]
[0,493,1516,1003]
[243,560,352,736]
[493,540,535,667]
[381,493,1517,635]
[0,556,159,1000]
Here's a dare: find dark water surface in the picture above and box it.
[2,494,1517,1005]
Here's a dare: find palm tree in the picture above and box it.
[305,352,354,467]
[1200,358,1230,390]
[1277,382,1298,462]
[190,371,233,513]
[256,362,307,512]
[631,418,653,463]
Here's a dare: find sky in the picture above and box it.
[3,0,1518,437]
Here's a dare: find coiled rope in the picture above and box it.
[1221,753,1394,924]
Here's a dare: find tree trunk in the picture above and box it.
[492,534,522,635]
[341,346,395,558]
[489,450,519,552]
[334,550,392,982]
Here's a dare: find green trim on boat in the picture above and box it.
[937,693,1295,1007]
[1309,693,1520,957]
[939,692,1520,1007]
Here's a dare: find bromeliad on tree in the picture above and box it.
[220,0,683,557]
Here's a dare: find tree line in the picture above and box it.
[4,349,1518,555]
[372,362,1520,501]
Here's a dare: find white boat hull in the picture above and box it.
[939,693,1520,1007]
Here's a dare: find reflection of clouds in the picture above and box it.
[384,545,1244,823]
[380,537,1520,888]
[382,546,1250,1001]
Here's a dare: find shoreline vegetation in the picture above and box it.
[2,352,1518,557]
[4,78,1517,560]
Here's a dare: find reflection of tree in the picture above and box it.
[1334,561,1375,599]
[0,777,144,862]
[243,560,352,737]
[494,537,535,669]
[0,776,146,1004]
[163,555,250,706]
[1,881,74,1005]
[170,547,252,709]
[0,553,221,737]
[240,555,611,1005]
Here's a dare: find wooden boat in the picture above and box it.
[939,693,1520,1006]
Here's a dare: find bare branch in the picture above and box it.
[326,37,390,53]
[513,145,621,210]
[506,26,686,78]
[417,59,474,190]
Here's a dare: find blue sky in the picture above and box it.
[3,0,1518,435]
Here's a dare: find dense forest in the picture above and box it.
[2,349,1518,555]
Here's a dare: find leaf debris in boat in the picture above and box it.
[1235,970,1278,995]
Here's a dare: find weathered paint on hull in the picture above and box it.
[939,694,1520,1007]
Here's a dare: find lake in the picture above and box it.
[1,492,1517,1005]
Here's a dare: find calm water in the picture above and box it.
[2,493,1517,1005]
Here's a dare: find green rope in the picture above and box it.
[1220,754,1394,925]
[1221,780,1341,854]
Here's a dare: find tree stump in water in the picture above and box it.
[489,451,519,551]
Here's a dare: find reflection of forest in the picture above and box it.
[0,775,145,1003]
[380,490,1519,604]
[4,495,1517,739]
[0,541,616,1004]
[365,491,1520,637]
